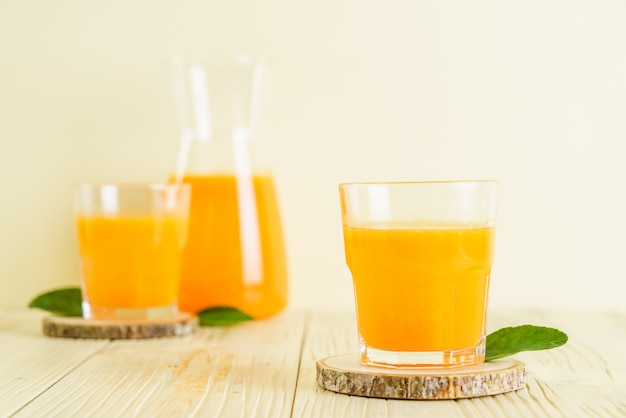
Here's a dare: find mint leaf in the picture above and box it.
[197,306,253,326]
[27,288,254,327]
[28,287,83,317]
[486,325,568,361]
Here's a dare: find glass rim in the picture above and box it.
[75,182,190,191]
[171,53,272,67]
[339,179,498,188]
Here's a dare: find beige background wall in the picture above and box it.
[1,0,625,313]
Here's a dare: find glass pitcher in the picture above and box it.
[171,55,287,319]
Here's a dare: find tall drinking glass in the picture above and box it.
[75,183,190,320]
[339,180,498,368]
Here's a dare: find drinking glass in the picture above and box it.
[339,180,498,368]
[74,183,190,320]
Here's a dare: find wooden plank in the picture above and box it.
[3,308,625,417]
[13,310,308,417]
[0,309,108,418]
[492,309,626,417]
[293,309,626,417]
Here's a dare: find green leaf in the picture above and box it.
[28,287,83,317]
[197,306,253,326]
[486,324,568,361]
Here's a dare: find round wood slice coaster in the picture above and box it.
[42,312,198,340]
[316,354,527,400]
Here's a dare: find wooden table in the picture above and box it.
[1,307,625,417]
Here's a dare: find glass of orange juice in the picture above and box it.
[339,180,498,368]
[74,183,190,320]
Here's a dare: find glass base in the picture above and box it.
[360,338,486,369]
[82,301,178,321]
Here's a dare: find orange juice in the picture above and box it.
[177,173,287,318]
[343,223,495,352]
[76,216,186,312]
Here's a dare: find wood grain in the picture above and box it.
[292,309,626,417]
[0,309,108,418]
[2,308,626,417]
[13,310,307,418]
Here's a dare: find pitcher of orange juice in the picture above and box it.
[170,55,287,318]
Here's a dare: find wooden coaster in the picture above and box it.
[316,354,526,400]
[43,313,198,340]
